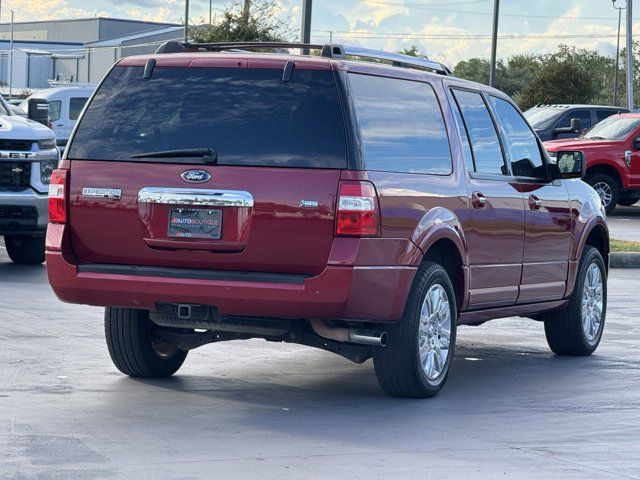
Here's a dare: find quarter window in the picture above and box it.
[489,96,544,178]
[452,89,505,175]
[349,73,452,174]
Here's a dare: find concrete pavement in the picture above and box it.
[607,205,640,242]
[0,247,639,479]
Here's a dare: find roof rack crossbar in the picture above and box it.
[154,41,451,75]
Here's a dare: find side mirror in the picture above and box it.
[553,150,585,179]
[553,117,582,136]
[27,98,49,126]
[570,117,582,133]
[633,137,640,151]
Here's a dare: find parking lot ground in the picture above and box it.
[608,205,640,241]
[1,248,639,480]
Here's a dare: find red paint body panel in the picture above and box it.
[68,161,341,276]
[47,50,610,327]
[545,113,640,190]
[46,226,415,321]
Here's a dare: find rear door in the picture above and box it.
[450,87,525,309]
[488,95,571,303]
[65,59,348,276]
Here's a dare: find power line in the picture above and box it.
[311,30,619,40]
[355,0,619,20]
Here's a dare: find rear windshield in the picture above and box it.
[67,66,347,168]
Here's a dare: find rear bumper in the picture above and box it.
[46,225,419,322]
[0,189,48,235]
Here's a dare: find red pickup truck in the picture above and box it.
[545,113,640,212]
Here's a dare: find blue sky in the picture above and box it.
[6,0,637,65]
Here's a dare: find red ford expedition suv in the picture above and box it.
[545,112,640,213]
[46,42,609,398]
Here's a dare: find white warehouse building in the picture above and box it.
[0,17,183,91]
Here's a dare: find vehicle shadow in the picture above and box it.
[100,340,611,443]
[0,262,47,284]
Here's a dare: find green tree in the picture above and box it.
[453,57,492,85]
[518,59,597,110]
[399,45,426,58]
[190,1,290,43]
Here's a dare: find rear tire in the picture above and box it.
[373,262,457,398]
[4,234,45,264]
[105,307,187,378]
[585,173,618,214]
[543,246,606,356]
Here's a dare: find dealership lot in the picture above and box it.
[0,246,639,479]
[608,206,640,241]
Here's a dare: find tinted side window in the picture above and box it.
[69,97,88,120]
[489,96,544,178]
[450,98,474,171]
[596,110,619,123]
[48,100,61,122]
[558,109,591,129]
[452,89,505,175]
[349,74,452,174]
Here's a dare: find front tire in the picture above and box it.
[4,234,45,264]
[105,307,187,378]
[585,173,618,214]
[373,262,457,398]
[544,246,606,355]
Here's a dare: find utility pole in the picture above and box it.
[243,0,250,20]
[489,0,499,87]
[209,0,212,25]
[8,9,13,99]
[184,0,189,42]
[613,0,624,106]
[301,0,312,44]
[626,0,634,110]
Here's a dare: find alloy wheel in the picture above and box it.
[593,181,613,208]
[418,284,452,381]
[581,263,604,345]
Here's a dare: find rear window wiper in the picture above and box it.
[131,148,217,164]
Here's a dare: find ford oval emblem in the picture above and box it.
[181,170,211,183]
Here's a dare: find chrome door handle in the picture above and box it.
[472,192,487,209]
[529,196,542,210]
[138,187,254,207]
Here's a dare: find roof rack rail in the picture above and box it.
[155,41,452,75]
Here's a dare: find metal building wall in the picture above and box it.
[98,19,178,42]
[0,18,179,43]
[0,19,100,43]
[52,57,82,83]
[27,53,53,88]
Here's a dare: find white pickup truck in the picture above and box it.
[0,95,59,264]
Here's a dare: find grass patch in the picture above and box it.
[610,239,640,252]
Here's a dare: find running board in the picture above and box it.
[459,299,569,325]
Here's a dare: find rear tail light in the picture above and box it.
[48,169,68,224]
[336,181,380,237]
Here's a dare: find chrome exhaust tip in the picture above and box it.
[348,330,388,347]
